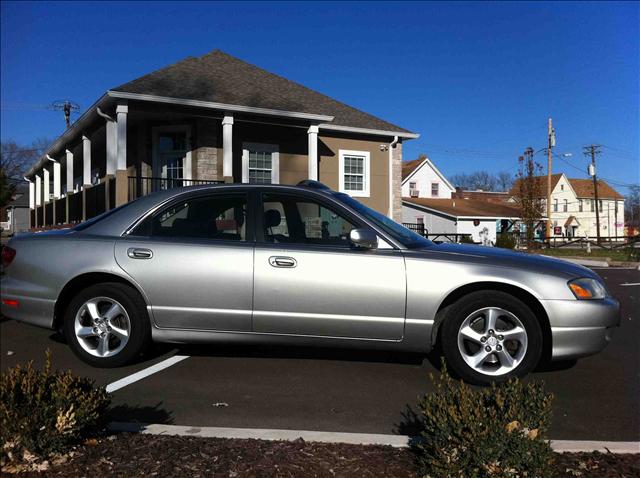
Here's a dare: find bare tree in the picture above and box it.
[0,138,50,206]
[513,150,545,248]
[625,185,640,230]
[496,171,513,191]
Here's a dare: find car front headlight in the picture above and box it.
[568,278,607,300]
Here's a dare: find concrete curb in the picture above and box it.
[108,422,640,454]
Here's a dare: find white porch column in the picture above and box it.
[28,180,35,209]
[116,104,128,171]
[83,135,92,186]
[307,125,319,181]
[66,149,74,193]
[35,174,42,206]
[43,168,50,203]
[106,120,116,175]
[52,159,61,199]
[222,115,233,179]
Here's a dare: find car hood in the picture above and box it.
[408,243,600,280]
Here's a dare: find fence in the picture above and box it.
[403,223,473,243]
[85,182,107,220]
[128,176,223,201]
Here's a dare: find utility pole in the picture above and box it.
[545,118,556,239]
[584,144,602,243]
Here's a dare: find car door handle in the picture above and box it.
[268,256,297,268]
[127,248,153,259]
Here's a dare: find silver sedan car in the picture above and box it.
[0,182,619,385]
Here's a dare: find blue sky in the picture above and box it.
[1,1,638,192]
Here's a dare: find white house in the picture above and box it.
[403,197,522,245]
[509,173,625,238]
[401,156,455,199]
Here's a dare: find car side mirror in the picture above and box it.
[349,228,378,250]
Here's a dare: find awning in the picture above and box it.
[564,216,580,227]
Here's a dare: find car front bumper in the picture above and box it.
[541,296,620,361]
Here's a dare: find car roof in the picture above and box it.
[77,183,340,237]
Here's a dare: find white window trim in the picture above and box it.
[339,149,370,198]
[242,142,279,184]
[151,125,192,181]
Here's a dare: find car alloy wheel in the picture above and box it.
[74,296,131,358]
[456,306,528,377]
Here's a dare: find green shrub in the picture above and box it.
[458,235,475,244]
[0,351,110,462]
[624,245,639,262]
[415,365,554,478]
[495,234,517,250]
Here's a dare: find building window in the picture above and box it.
[339,150,370,197]
[553,199,558,212]
[590,200,595,212]
[242,143,279,184]
[579,200,583,212]
[560,184,564,191]
[563,199,568,212]
[409,182,416,189]
[431,183,439,197]
[599,200,603,212]
[152,126,192,188]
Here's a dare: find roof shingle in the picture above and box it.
[403,198,522,218]
[112,49,413,134]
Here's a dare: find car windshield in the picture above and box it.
[334,193,433,249]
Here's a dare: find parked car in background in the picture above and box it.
[0,181,619,385]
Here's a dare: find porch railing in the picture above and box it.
[403,223,473,244]
[128,176,224,201]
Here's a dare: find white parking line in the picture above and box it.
[620,282,640,286]
[107,422,640,453]
[105,355,190,393]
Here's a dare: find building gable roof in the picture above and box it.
[112,49,414,134]
[508,173,623,200]
[403,197,522,218]
[567,178,624,200]
[401,156,455,191]
[508,173,564,197]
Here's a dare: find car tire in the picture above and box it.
[63,282,150,368]
[440,290,542,385]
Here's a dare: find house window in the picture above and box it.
[553,199,558,212]
[579,200,583,212]
[242,143,279,184]
[409,182,416,189]
[599,200,603,212]
[560,184,564,191]
[563,199,568,212]
[152,126,192,189]
[590,200,594,212]
[339,150,370,197]
[431,183,439,197]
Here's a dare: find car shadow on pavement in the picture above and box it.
[172,343,426,366]
[108,402,174,425]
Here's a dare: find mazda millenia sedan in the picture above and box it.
[0,181,619,385]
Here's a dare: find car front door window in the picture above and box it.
[262,194,355,247]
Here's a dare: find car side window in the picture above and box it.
[148,194,247,241]
[262,194,355,247]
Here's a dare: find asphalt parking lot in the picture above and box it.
[1,268,638,442]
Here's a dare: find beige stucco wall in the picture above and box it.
[208,122,400,217]
[319,133,393,216]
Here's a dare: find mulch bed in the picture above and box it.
[3,433,639,477]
